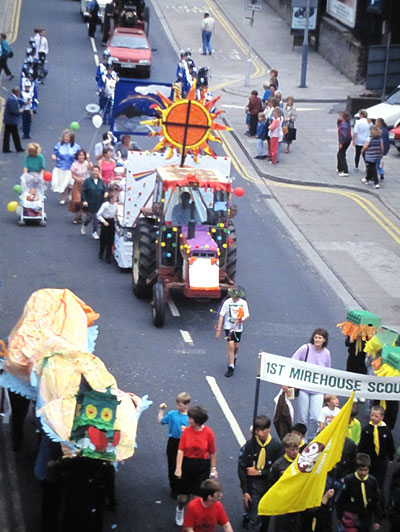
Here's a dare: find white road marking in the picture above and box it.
[180,330,193,344]
[94,53,99,66]
[168,298,180,317]
[222,104,245,109]
[206,376,246,447]
[90,37,97,53]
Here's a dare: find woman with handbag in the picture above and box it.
[283,96,297,154]
[291,328,331,440]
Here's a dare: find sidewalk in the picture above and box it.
[153,0,400,216]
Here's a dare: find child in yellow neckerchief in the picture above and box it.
[238,415,282,532]
[267,433,304,531]
[358,405,395,493]
[337,453,381,532]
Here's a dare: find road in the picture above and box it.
[0,0,384,531]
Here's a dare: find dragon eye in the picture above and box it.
[85,404,97,419]
[101,407,113,422]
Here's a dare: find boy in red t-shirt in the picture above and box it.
[183,479,233,532]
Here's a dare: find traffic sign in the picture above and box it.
[244,4,263,11]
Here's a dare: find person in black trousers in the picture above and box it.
[0,33,14,79]
[3,87,24,153]
[87,0,100,38]
[238,415,283,531]
[337,111,352,176]
[8,390,30,451]
[358,404,395,492]
[96,192,118,263]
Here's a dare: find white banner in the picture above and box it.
[327,0,357,29]
[259,352,400,400]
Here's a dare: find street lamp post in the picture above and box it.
[244,10,255,87]
[299,0,311,88]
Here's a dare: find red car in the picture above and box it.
[389,125,400,153]
[107,28,151,78]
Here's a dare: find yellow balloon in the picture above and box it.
[7,201,18,212]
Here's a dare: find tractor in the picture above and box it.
[131,165,239,327]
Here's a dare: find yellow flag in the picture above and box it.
[259,392,354,516]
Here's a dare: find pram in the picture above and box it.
[18,172,47,226]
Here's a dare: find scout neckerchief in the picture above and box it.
[256,434,272,470]
[284,453,295,463]
[369,420,384,455]
[355,472,369,507]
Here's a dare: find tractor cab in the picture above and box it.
[114,0,149,34]
[132,165,238,326]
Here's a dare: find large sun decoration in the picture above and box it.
[141,80,231,164]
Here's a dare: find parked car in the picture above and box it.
[107,27,151,78]
[389,125,400,152]
[356,85,400,129]
[81,0,112,23]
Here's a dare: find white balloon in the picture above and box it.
[92,114,103,129]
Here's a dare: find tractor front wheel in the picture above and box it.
[132,219,156,299]
[152,282,165,327]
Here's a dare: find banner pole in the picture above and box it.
[252,353,262,437]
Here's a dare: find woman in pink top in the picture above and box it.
[291,328,331,440]
[69,149,92,223]
[99,147,116,186]
[268,107,281,164]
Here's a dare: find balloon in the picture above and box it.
[13,184,22,194]
[43,171,52,182]
[92,114,103,129]
[233,187,244,197]
[70,121,80,131]
[7,201,18,212]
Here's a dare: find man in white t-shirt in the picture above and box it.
[216,287,249,377]
[352,109,370,171]
[201,12,215,56]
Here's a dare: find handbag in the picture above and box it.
[282,125,289,135]
[286,128,297,141]
[8,49,14,58]
[294,344,309,397]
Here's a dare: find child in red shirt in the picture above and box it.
[175,406,217,526]
[268,107,281,164]
[183,479,233,532]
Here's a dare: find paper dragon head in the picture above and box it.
[71,388,121,461]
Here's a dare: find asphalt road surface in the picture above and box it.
[0,1,373,531]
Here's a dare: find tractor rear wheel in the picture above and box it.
[226,223,237,281]
[152,282,165,327]
[132,219,156,298]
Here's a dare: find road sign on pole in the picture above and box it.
[244,3,263,12]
